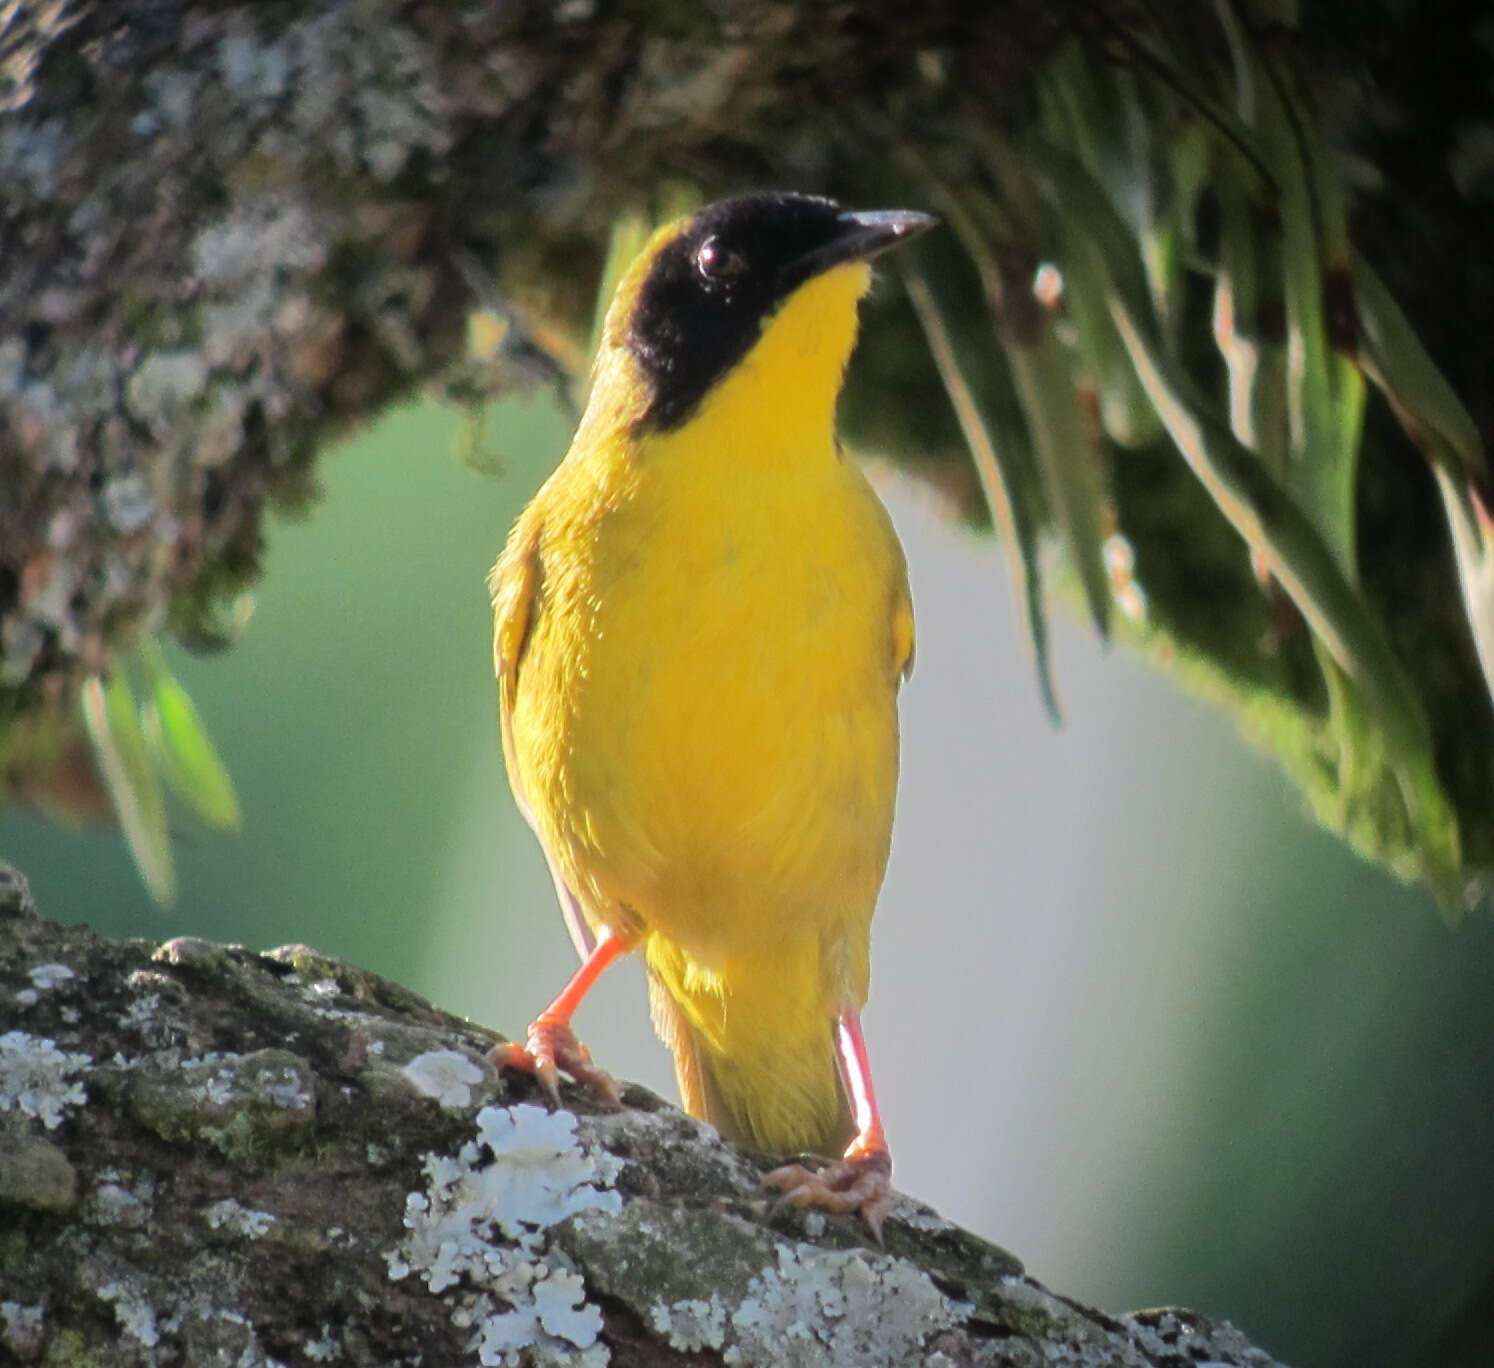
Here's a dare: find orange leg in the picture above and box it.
[490,926,631,1108]
[763,1008,894,1241]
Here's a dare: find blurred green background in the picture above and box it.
[4,392,1493,1368]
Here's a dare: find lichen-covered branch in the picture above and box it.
[4,0,1493,899]
[0,0,1061,693]
[0,863,1287,1367]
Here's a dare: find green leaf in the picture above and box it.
[1038,51,1163,448]
[903,264,1062,723]
[1003,317,1113,641]
[1034,147,1462,909]
[1058,221,1164,450]
[1254,50,1364,575]
[911,166,1112,642]
[1212,178,1289,482]
[139,640,242,832]
[1139,120,1211,338]
[81,673,176,906]
[1352,252,1494,717]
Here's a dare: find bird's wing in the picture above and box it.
[489,520,597,960]
[893,566,915,682]
[489,520,541,821]
[850,455,916,683]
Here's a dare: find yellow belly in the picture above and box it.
[510,436,903,982]
[497,258,914,1154]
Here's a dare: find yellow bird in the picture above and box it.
[489,193,934,1232]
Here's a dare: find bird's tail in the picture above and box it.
[646,939,853,1158]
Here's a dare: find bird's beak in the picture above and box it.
[833,209,939,260]
[787,209,938,285]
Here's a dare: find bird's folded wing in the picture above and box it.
[489,523,598,961]
[489,522,541,823]
[893,574,915,683]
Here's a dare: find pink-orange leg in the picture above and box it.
[764,1008,894,1241]
[490,926,631,1108]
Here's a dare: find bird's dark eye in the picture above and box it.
[695,236,749,283]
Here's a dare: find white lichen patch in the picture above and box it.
[90,1182,151,1229]
[97,1278,159,1347]
[126,1048,318,1158]
[0,1030,91,1129]
[202,1065,236,1106]
[27,962,75,991]
[179,1052,313,1110]
[389,1105,622,1284]
[722,1243,965,1368]
[649,1294,729,1353]
[259,1065,313,1110]
[388,1104,622,1366]
[402,1049,486,1110]
[1125,1310,1277,1368]
[204,1198,276,1237]
[892,1195,954,1233]
[304,1324,343,1361]
[122,992,163,1029]
[457,1264,609,1368]
[1,1302,45,1360]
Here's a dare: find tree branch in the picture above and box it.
[0,863,1287,1366]
[5,1,1492,902]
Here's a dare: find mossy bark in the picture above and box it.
[3,3,1491,890]
[0,863,1289,1366]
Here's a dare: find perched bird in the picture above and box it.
[489,192,934,1233]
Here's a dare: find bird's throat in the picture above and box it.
[683,262,870,463]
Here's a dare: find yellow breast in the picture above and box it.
[506,264,911,971]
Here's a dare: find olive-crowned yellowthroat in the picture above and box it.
[489,194,934,1233]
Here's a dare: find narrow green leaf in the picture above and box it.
[1431,467,1494,722]
[1212,179,1289,481]
[1034,147,1462,907]
[1060,223,1164,450]
[1003,321,1113,641]
[903,265,1062,724]
[81,673,176,906]
[587,212,656,367]
[1040,43,1136,218]
[1255,52,1365,575]
[910,168,1112,640]
[139,641,242,832]
[1351,254,1486,487]
[1039,49,1175,446]
[1140,120,1211,337]
[1038,53,1163,448]
[1103,20,1277,207]
[1353,252,1494,715]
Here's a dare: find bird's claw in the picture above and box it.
[763,1147,893,1244]
[489,1018,622,1109]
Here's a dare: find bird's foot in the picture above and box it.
[764,1143,893,1243]
[489,1016,622,1109]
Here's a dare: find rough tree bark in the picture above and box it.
[0,863,1289,1366]
[4,0,1494,900]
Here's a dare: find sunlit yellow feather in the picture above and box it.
[491,223,913,1155]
